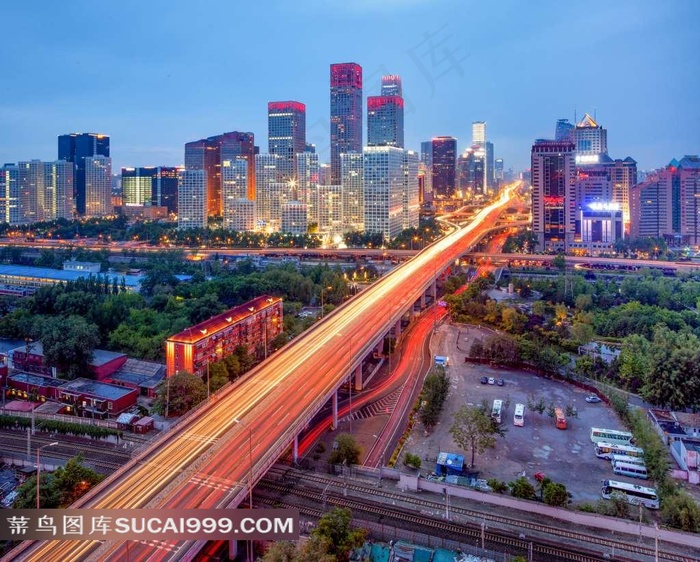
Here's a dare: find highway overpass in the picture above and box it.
[7,185,520,562]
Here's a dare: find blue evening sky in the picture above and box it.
[1,0,698,173]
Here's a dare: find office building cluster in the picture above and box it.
[531,114,638,253]
[177,63,420,242]
[531,113,699,253]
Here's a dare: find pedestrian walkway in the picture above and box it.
[343,388,402,421]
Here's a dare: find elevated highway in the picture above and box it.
[7,185,520,562]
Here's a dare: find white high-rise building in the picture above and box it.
[222,158,249,230]
[44,160,74,220]
[84,155,112,218]
[402,150,420,230]
[226,199,256,232]
[317,184,343,235]
[363,146,404,242]
[574,113,608,162]
[341,152,364,232]
[296,152,319,224]
[281,201,308,234]
[255,154,280,227]
[18,160,45,224]
[177,169,207,229]
[472,121,486,146]
[0,164,20,225]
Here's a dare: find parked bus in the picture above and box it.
[594,442,644,460]
[491,400,503,424]
[513,403,525,427]
[590,427,634,445]
[611,454,645,467]
[601,479,658,509]
[613,461,648,480]
[554,407,567,430]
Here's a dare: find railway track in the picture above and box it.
[0,434,128,474]
[260,467,695,562]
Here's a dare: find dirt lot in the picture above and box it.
[403,322,632,504]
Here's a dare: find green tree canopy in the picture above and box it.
[154,371,207,417]
[450,405,502,468]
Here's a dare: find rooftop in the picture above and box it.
[9,372,67,388]
[58,378,137,401]
[0,264,142,288]
[108,358,165,387]
[10,342,126,366]
[167,295,282,344]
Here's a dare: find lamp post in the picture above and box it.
[320,286,332,318]
[234,418,253,561]
[36,441,58,509]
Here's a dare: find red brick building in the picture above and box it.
[10,343,127,380]
[165,295,283,377]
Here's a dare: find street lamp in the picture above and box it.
[320,286,332,318]
[234,418,254,562]
[36,442,58,509]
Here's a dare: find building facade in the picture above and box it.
[84,156,113,218]
[58,132,110,216]
[531,139,576,251]
[281,201,308,235]
[296,152,319,225]
[430,137,457,198]
[363,146,404,242]
[574,113,608,161]
[341,152,364,232]
[165,296,283,377]
[402,150,420,230]
[177,169,207,229]
[255,153,280,228]
[222,158,252,231]
[367,96,404,148]
[330,63,363,185]
[268,101,306,182]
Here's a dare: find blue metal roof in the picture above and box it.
[0,264,142,288]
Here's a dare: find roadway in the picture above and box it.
[7,183,521,562]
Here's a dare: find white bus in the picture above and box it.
[513,403,525,427]
[590,427,634,446]
[491,400,503,424]
[613,461,648,480]
[595,442,644,460]
[601,479,658,509]
[611,454,645,467]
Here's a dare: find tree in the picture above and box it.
[527,395,546,418]
[40,315,100,379]
[403,452,422,469]
[661,493,700,532]
[419,367,450,430]
[618,334,651,391]
[552,254,566,271]
[311,507,367,562]
[328,433,361,466]
[153,372,207,417]
[450,405,502,468]
[509,476,536,500]
[543,481,571,507]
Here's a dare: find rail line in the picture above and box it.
[260,467,695,562]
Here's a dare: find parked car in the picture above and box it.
[496,378,505,387]
[585,395,602,403]
[480,376,489,385]
[488,377,495,385]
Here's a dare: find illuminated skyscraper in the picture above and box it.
[0,164,19,224]
[574,113,608,160]
[296,152,319,223]
[177,169,207,229]
[402,150,419,230]
[555,119,574,142]
[531,139,576,251]
[430,137,457,197]
[43,160,74,221]
[58,132,109,216]
[255,153,280,227]
[268,101,306,182]
[380,75,402,97]
[420,141,433,194]
[472,121,486,146]
[341,152,364,231]
[18,160,45,224]
[363,146,404,242]
[84,155,113,218]
[330,63,362,185]
[121,167,154,207]
[185,131,256,215]
[368,96,404,148]
[222,157,251,231]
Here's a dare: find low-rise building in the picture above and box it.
[9,342,127,380]
[165,295,283,377]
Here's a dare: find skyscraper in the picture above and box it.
[121,166,179,214]
[402,150,419,230]
[555,119,574,142]
[531,139,576,250]
[184,131,256,216]
[330,63,363,185]
[58,132,109,216]
[84,155,113,218]
[367,96,404,148]
[255,153,280,227]
[222,158,252,231]
[472,122,486,146]
[177,169,207,229]
[380,75,402,97]
[341,152,364,231]
[574,113,608,162]
[420,141,433,195]
[43,160,74,221]
[430,137,457,197]
[268,101,306,182]
[18,160,45,224]
[363,146,404,242]
[296,152,319,224]
[0,164,19,224]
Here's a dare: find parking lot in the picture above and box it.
[404,323,631,503]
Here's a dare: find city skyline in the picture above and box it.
[1,1,697,174]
